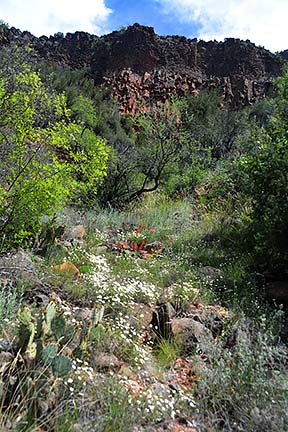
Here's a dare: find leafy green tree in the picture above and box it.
[0,47,109,248]
[239,70,288,271]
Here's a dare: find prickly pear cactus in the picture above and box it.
[51,314,66,340]
[79,305,105,354]
[42,343,58,365]
[45,302,56,333]
[52,355,72,377]
[16,302,104,377]
[17,306,37,361]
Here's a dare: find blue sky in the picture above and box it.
[105,0,201,37]
[0,0,287,52]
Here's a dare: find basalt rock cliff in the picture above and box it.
[0,23,287,112]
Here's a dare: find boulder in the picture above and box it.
[0,339,13,353]
[143,241,164,254]
[179,303,229,337]
[0,250,42,292]
[171,318,213,353]
[0,249,35,273]
[62,224,86,247]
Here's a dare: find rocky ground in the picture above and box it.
[0,201,287,431]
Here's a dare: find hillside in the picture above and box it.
[0,23,288,432]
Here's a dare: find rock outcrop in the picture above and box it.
[0,23,287,112]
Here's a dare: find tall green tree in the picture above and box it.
[239,69,288,271]
[0,47,109,249]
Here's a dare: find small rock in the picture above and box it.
[53,262,80,281]
[64,225,86,241]
[143,241,164,254]
[0,339,13,353]
[199,266,223,285]
[73,308,93,321]
[91,353,122,371]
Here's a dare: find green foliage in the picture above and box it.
[160,92,254,198]
[239,138,288,270]
[0,47,109,249]
[195,317,288,431]
[274,65,288,127]
[249,98,275,126]
[154,338,182,369]
[0,285,20,332]
[179,90,250,159]
[238,70,288,271]
[50,121,109,203]
[52,355,72,377]
[0,19,9,29]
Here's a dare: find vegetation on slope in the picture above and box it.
[0,44,287,431]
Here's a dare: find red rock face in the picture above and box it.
[104,68,275,113]
[0,23,286,112]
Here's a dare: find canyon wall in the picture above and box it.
[0,23,286,112]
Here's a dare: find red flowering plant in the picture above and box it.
[118,220,156,255]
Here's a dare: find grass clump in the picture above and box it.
[154,338,183,370]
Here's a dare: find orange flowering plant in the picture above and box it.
[118,221,155,255]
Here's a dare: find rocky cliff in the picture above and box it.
[0,23,286,112]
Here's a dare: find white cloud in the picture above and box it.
[0,0,112,36]
[156,0,288,52]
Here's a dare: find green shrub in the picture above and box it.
[195,317,288,431]
[0,47,109,249]
[0,19,9,29]
[238,70,288,271]
[239,138,288,271]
